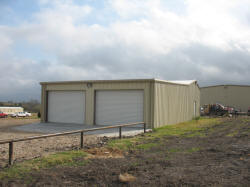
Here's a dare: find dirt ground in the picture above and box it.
[0,117,40,128]
[1,117,249,186]
[0,119,105,168]
[0,118,41,142]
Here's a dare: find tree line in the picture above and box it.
[0,100,41,113]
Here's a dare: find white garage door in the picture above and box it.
[48,91,85,124]
[95,90,144,125]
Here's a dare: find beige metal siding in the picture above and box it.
[41,81,152,127]
[40,79,200,128]
[153,82,200,128]
[40,85,48,122]
[201,85,250,111]
[0,107,24,114]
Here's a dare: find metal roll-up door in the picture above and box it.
[47,91,85,124]
[95,90,143,125]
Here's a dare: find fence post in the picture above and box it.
[119,127,122,139]
[9,142,13,165]
[80,132,84,149]
[144,123,146,133]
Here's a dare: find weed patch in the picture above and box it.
[226,131,239,137]
[136,143,157,150]
[153,118,219,137]
[0,150,88,180]
[108,139,134,150]
[108,118,219,151]
[186,147,200,153]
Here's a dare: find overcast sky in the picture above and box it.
[0,0,250,101]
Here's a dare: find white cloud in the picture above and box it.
[0,28,13,53]
[35,0,92,23]
[1,0,250,100]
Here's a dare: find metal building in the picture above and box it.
[40,79,200,128]
[201,85,250,112]
[0,107,24,115]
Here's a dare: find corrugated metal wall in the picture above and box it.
[201,85,250,111]
[41,79,200,128]
[0,107,24,114]
[153,82,200,128]
[41,81,153,127]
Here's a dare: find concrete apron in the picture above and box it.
[13,122,148,137]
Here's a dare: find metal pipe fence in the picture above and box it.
[0,122,146,166]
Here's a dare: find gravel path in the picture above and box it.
[0,119,146,168]
[0,133,103,168]
[0,119,103,168]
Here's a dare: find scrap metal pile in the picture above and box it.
[201,103,239,116]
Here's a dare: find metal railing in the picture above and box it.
[0,122,146,166]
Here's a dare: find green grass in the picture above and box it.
[108,139,134,150]
[241,118,250,123]
[152,118,219,137]
[167,148,182,153]
[193,116,201,121]
[186,147,200,153]
[226,131,238,137]
[0,150,88,180]
[108,139,158,151]
[108,118,219,151]
[136,143,158,150]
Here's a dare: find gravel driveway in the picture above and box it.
[0,119,146,168]
[13,122,145,136]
